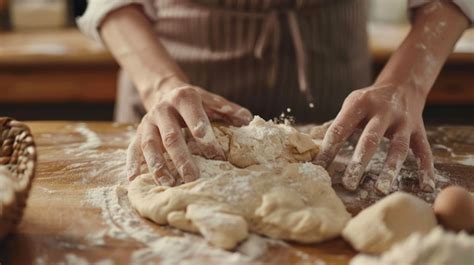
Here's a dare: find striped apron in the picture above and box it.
[115,0,372,123]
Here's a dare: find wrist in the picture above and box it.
[374,73,429,101]
[371,79,428,115]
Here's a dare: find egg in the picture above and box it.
[433,186,474,232]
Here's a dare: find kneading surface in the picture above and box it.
[128,117,351,249]
[342,192,437,254]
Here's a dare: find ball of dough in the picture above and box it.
[434,186,474,232]
[342,192,437,254]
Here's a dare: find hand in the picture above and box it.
[126,83,253,186]
[315,83,435,194]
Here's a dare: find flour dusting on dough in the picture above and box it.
[128,116,350,250]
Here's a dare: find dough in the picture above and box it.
[128,117,351,249]
[342,192,437,254]
[350,227,474,265]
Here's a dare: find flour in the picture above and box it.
[219,105,233,113]
[72,123,102,152]
[82,185,318,265]
[63,254,114,265]
[230,117,288,164]
[189,156,256,204]
[35,254,114,265]
[350,227,474,265]
[455,156,474,166]
[131,235,251,265]
[83,186,161,244]
[299,162,318,175]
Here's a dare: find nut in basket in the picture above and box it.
[0,117,36,240]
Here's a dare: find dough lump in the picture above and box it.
[128,117,351,249]
[342,192,437,254]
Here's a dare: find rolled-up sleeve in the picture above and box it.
[408,0,473,26]
[77,0,157,42]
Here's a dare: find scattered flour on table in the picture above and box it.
[350,227,474,265]
[70,123,102,154]
[35,255,114,265]
[456,156,474,166]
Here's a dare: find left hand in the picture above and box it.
[314,83,435,194]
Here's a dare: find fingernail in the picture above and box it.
[214,151,226,161]
[198,143,225,161]
[342,163,364,191]
[375,170,397,195]
[375,177,392,195]
[419,171,435,192]
[127,169,139,181]
[153,167,175,186]
[178,162,199,183]
[236,108,253,123]
[183,175,197,183]
[156,174,175,187]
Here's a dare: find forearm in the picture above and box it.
[100,5,188,109]
[375,1,469,99]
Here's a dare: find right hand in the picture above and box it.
[126,83,253,186]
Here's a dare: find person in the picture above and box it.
[78,0,472,193]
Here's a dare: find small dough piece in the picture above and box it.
[342,192,437,254]
[128,116,350,249]
[185,204,248,249]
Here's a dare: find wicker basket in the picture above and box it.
[0,117,36,240]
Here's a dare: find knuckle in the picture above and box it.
[327,124,345,144]
[174,156,195,176]
[362,132,381,148]
[142,113,152,122]
[140,136,156,150]
[152,103,170,115]
[390,136,410,154]
[346,90,366,106]
[162,130,181,149]
[174,156,188,169]
[170,86,198,102]
[192,121,207,138]
[152,161,167,172]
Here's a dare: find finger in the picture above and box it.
[202,93,253,126]
[126,133,144,181]
[411,128,435,192]
[314,104,366,168]
[343,117,388,191]
[141,121,176,186]
[154,106,200,183]
[174,90,226,160]
[375,130,410,194]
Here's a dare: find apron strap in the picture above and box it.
[254,10,314,104]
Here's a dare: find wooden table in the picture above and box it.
[0,122,473,264]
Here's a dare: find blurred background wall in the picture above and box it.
[0,0,473,123]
